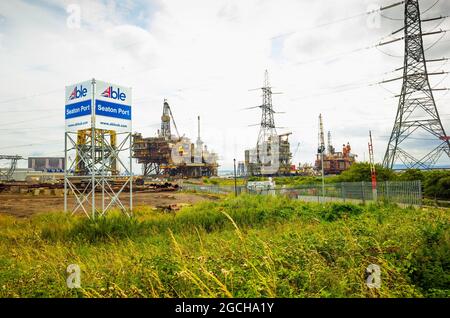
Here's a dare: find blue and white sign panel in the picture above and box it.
[65,80,92,131]
[95,80,132,133]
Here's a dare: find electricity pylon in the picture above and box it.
[0,155,23,181]
[245,70,284,176]
[383,0,450,169]
[257,70,278,147]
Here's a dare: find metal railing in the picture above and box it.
[180,181,422,206]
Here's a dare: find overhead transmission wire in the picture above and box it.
[381,12,403,21]
[0,89,62,105]
[2,108,60,114]
[0,114,60,128]
[0,140,62,150]
[290,14,416,100]
[379,0,444,22]
[1,2,445,111]
[427,14,448,31]
[290,63,407,101]
[422,0,441,15]
[425,32,448,51]
[0,126,63,133]
[0,1,406,108]
[292,3,418,66]
[272,0,405,39]
[1,3,438,135]
[376,45,404,58]
[292,26,450,101]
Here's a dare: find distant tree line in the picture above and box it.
[269,163,450,201]
[335,163,450,201]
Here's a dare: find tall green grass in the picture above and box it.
[0,194,448,298]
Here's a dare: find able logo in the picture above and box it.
[68,85,87,101]
[101,86,126,101]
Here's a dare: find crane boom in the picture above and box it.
[318,114,325,154]
[168,106,180,139]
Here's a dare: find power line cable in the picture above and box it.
[423,0,441,14]
[381,13,403,21]
[0,140,61,150]
[273,1,405,40]
[0,114,60,128]
[0,2,406,106]
[0,89,62,105]
[2,108,60,114]
[376,45,403,58]
[425,32,448,51]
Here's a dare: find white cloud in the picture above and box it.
[0,0,449,171]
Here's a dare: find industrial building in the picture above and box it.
[132,100,219,178]
[28,157,64,172]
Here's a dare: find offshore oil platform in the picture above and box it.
[132,99,219,178]
[315,114,357,175]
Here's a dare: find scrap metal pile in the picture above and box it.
[0,179,178,194]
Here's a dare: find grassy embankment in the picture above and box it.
[0,194,448,298]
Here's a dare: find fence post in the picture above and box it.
[317,186,319,203]
[418,180,422,206]
[386,181,390,202]
[341,183,345,202]
[361,181,365,204]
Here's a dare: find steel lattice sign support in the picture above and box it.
[64,79,133,219]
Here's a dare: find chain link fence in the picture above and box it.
[180,181,422,206]
[266,181,422,206]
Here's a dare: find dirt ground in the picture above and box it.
[0,191,217,218]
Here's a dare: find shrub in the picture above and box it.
[408,222,450,297]
[423,170,450,200]
[396,169,425,182]
[67,214,142,242]
[319,203,364,222]
[336,162,396,182]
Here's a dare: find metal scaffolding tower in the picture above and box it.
[383,0,450,169]
[65,129,133,218]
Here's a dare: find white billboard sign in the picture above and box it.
[94,80,132,133]
[65,80,92,131]
[65,79,132,133]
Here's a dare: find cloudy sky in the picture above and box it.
[0,0,449,171]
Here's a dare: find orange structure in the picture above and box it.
[315,140,357,175]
